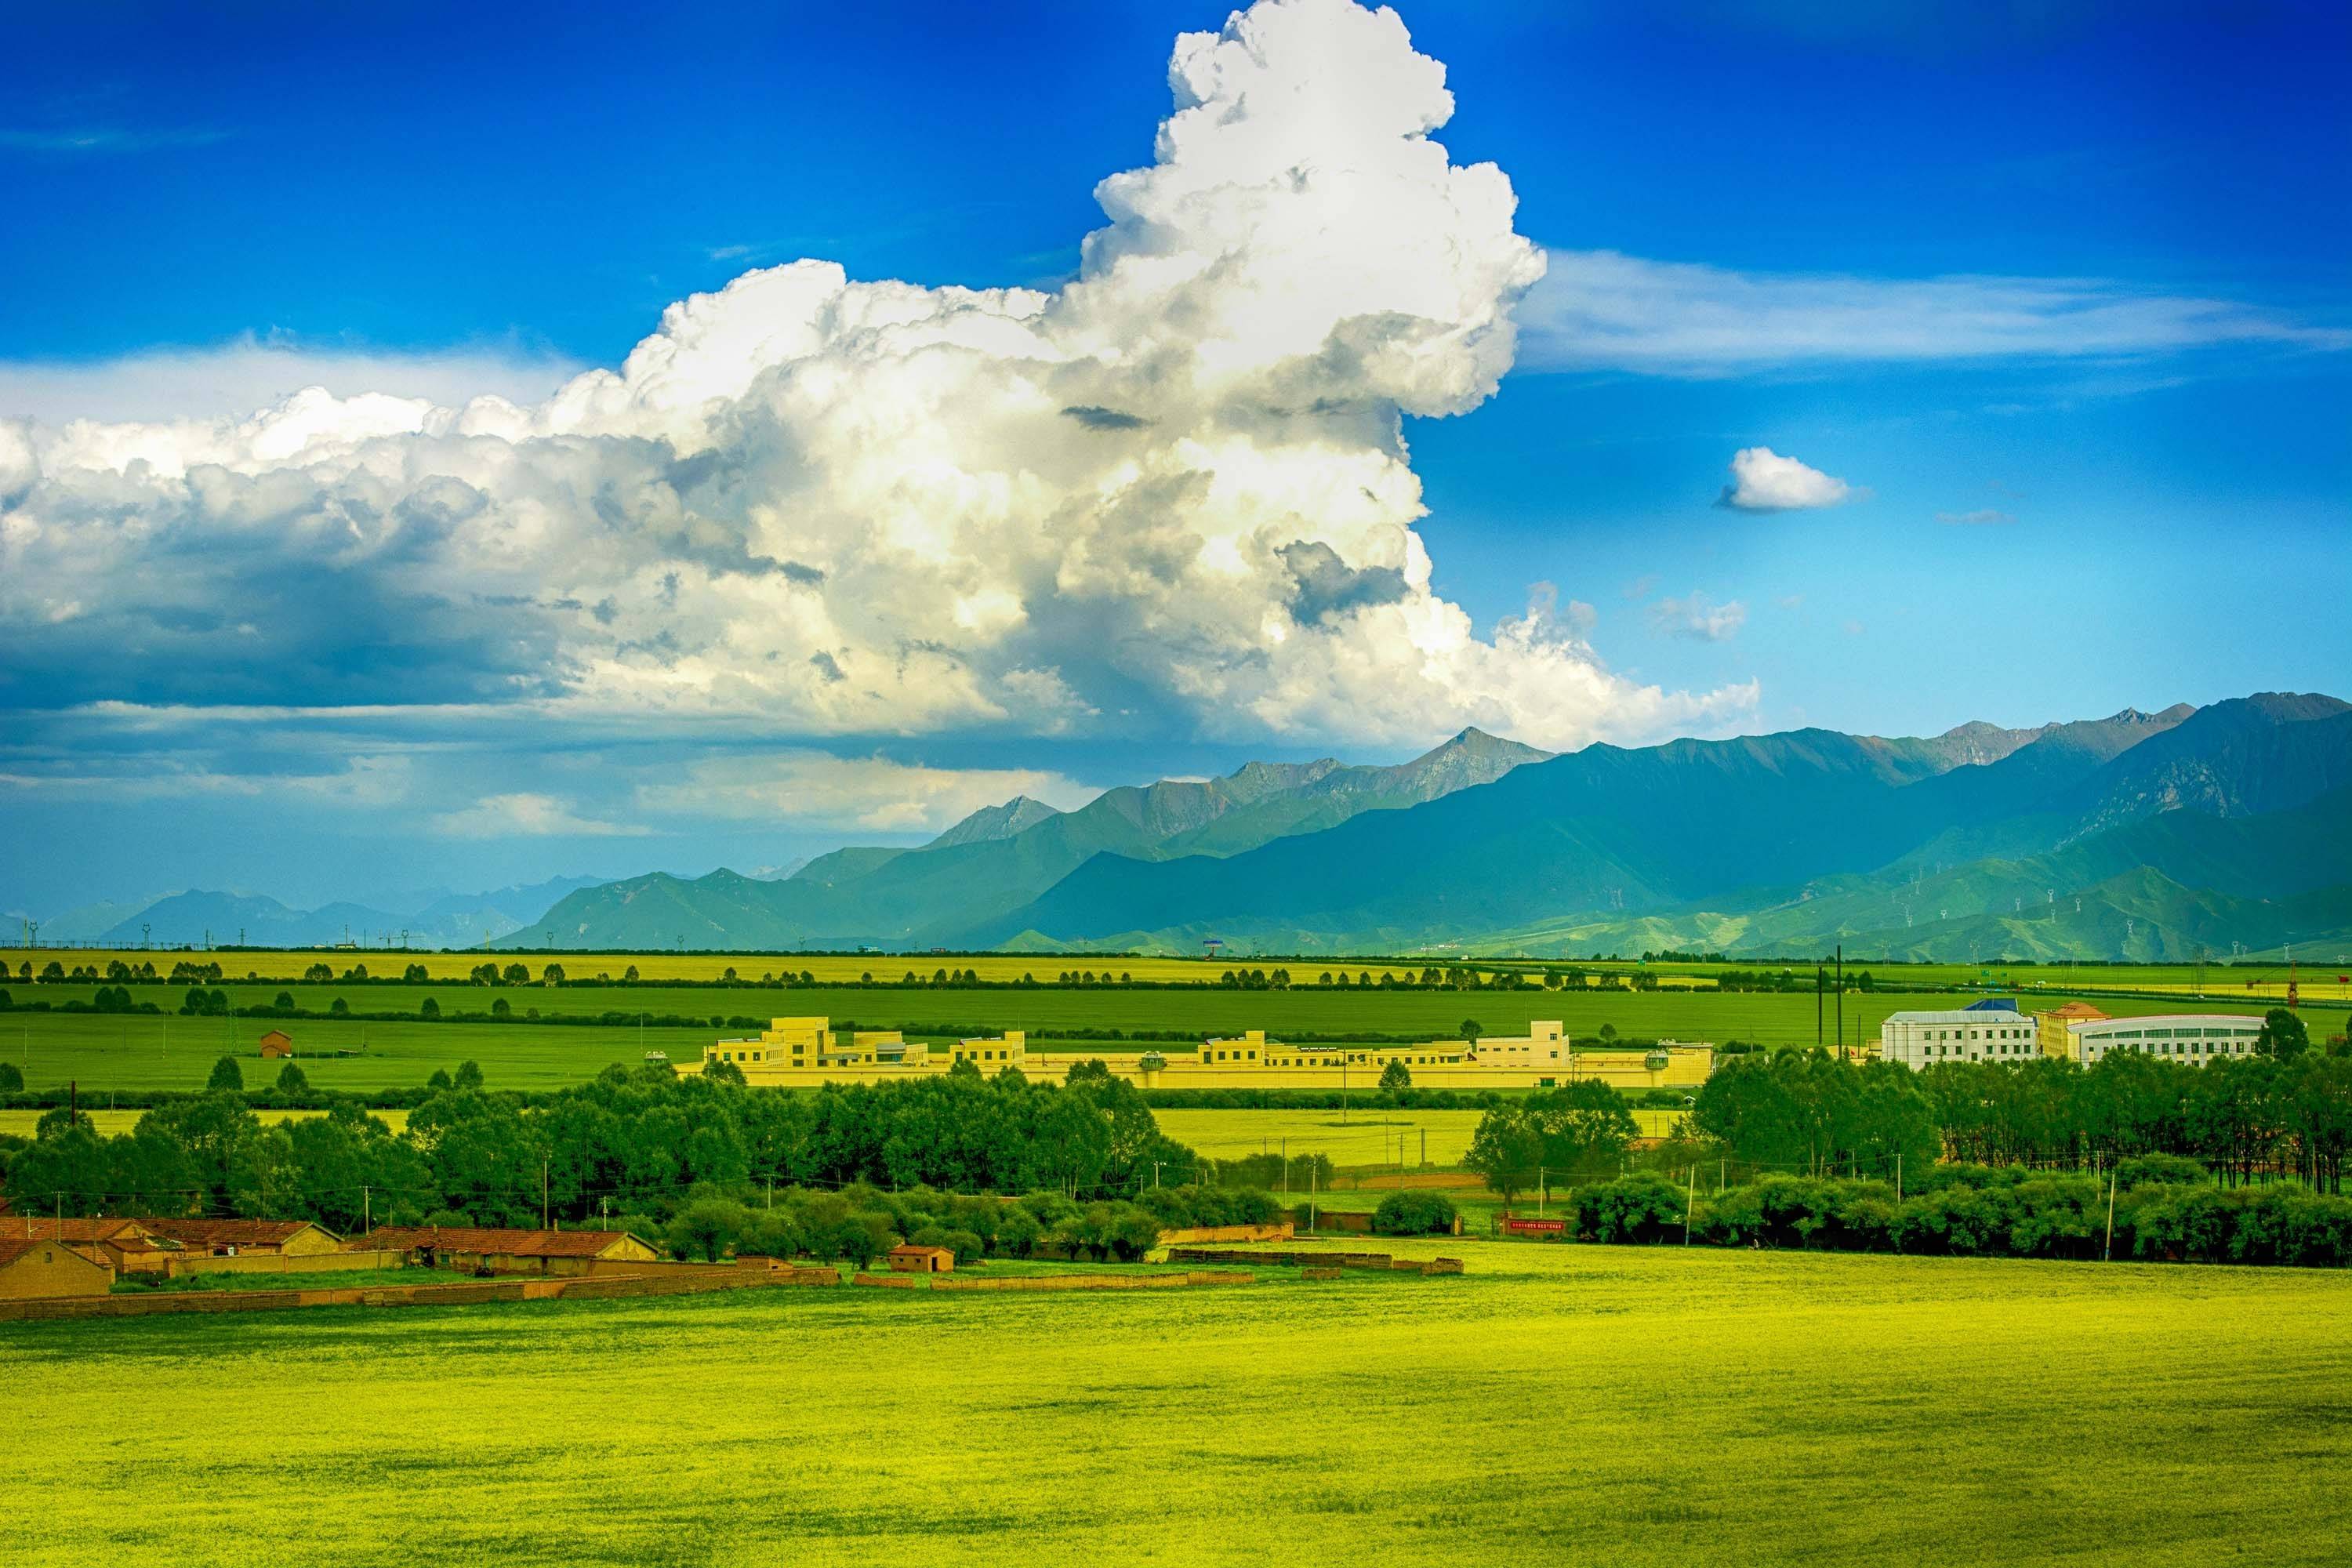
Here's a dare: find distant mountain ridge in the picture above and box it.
[501,727,1554,951]
[964,694,2350,959]
[91,695,2343,962]
[52,876,610,950]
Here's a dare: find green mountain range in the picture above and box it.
[500,727,1552,950]
[497,692,2352,961]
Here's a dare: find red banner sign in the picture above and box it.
[1504,1217,1566,1234]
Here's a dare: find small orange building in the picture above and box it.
[0,1237,116,1300]
[139,1218,343,1258]
[5,1217,176,1276]
[359,1226,661,1276]
[887,1244,956,1274]
[258,1029,294,1058]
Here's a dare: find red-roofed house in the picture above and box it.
[138,1218,343,1258]
[5,1217,176,1275]
[359,1226,661,1276]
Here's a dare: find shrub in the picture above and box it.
[1571,1172,1685,1244]
[1373,1189,1457,1236]
[2114,1153,2208,1191]
[206,1054,244,1092]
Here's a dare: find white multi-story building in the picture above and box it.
[2049,1013,2265,1066]
[1879,1007,2039,1069]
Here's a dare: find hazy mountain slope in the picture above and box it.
[964,725,2030,950]
[924,796,1064,849]
[100,891,409,948]
[974,694,2348,958]
[521,869,802,950]
[501,727,1555,949]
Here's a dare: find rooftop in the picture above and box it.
[361,1226,650,1258]
[139,1218,338,1249]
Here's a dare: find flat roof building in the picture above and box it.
[2046,1013,2266,1066]
[1879,1008,2038,1070]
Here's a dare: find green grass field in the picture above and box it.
[4,1240,2346,1566]
[2,982,2321,1095]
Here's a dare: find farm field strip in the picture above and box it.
[4,1242,2347,1567]
[0,1107,410,1138]
[0,984,2312,1096]
[17,947,2343,1000]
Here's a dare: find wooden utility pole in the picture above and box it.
[1682,1164,1695,1245]
[2104,1172,2117,1261]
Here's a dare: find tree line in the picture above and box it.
[0,1058,1205,1235]
[1526,1160,2352,1269]
[1677,1017,2350,1192]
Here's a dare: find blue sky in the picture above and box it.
[2,0,2346,919]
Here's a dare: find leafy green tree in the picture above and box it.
[419,997,440,1019]
[502,963,530,985]
[2256,1008,2311,1061]
[274,1062,310,1094]
[1379,1058,1412,1092]
[453,1060,485,1091]
[667,1197,750,1261]
[206,1054,245,1092]
[542,964,566,984]
[0,1062,23,1091]
[1458,1018,1483,1042]
[1464,1104,1545,1203]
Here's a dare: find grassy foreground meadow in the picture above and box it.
[5,1241,2347,1568]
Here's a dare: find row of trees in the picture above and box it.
[662,1181,1280,1269]
[1671,1032,2352,1192]
[0,1058,1203,1232]
[1543,1163,2352,1267]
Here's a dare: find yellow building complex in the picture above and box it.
[679,1017,1713,1092]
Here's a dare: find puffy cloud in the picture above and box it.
[1717,447,1856,512]
[0,335,581,427]
[434,793,648,839]
[1,0,1751,761]
[635,753,1093,833]
[1649,591,1747,643]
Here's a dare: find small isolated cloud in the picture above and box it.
[1718,447,1857,512]
[1620,574,1657,601]
[1650,591,1747,643]
[1842,619,1867,636]
[1936,507,2016,526]
[1776,593,1805,610]
[434,793,648,839]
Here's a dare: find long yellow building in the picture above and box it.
[678,1018,1713,1092]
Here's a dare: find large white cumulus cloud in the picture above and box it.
[0,0,1749,752]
